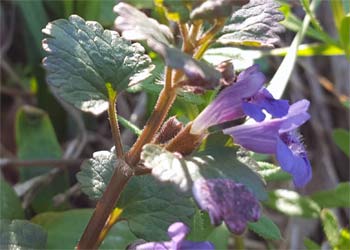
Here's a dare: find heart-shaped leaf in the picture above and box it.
[42,15,154,115]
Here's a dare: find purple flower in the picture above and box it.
[190,65,288,135]
[223,100,312,187]
[242,88,289,122]
[192,178,260,235]
[134,222,214,250]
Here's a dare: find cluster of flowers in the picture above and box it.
[135,65,312,250]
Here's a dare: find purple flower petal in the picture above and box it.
[277,132,312,187]
[134,222,214,250]
[192,179,261,235]
[191,65,265,134]
[224,100,312,187]
[242,88,289,121]
[223,119,282,154]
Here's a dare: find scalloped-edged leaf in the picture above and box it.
[321,209,340,247]
[114,2,173,45]
[0,178,24,220]
[264,189,321,218]
[248,215,281,240]
[42,15,153,115]
[148,40,221,91]
[76,149,117,200]
[0,219,47,250]
[118,175,195,241]
[190,0,248,20]
[141,144,267,200]
[31,209,136,249]
[311,183,350,208]
[76,149,195,241]
[217,0,285,47]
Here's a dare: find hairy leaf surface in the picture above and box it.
[141,144,267,200]
[42,15,153,115]
[76,149,195,241]
[217,0,284,47]
[191,0,248,20]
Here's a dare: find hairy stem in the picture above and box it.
[107,84,124,159]
[76,161,132,249]
[77,88,128,249]
[126,68,177,166]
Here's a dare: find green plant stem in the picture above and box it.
[77,91,128,249]
[76,161,132,249]
[194,18,226,60]
[234,235,245,250]
[127,68,176,166]
[107,90,124,159]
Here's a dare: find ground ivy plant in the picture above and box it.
[41,0,313,249]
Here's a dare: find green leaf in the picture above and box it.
[304,238,321,250]
[256,161,291,182]
[76,149,117,200]
[217,0,285,47]
[31,209,136,249]
[280,7,337,46]
[320,209,340,247]
[16,106,69,213]
[0,219,47,249]
[114,2,173,44]
[332,128,350,157]
[0,178,24,220]
[264,189,321,218]
[311,182,350,208]
[268,43,345,57]
[248,215,281,240]
[300,0,324,32]
[148,41,221,90]
[76,149,195,241]
[340,15,350,60]
[330,0,346,31]
[187,210,230,250]
[141,144,267,200]
[190,0,248,20]
[118,175,195,241]
[42,15,154,115]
